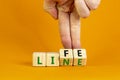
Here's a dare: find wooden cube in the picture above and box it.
[73,49,87,66]
[60,49,73,66]
[46,52,59,66]
[33,52,46,66]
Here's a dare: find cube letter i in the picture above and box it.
[47,52,59,66]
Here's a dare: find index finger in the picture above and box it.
[58,10,72,49]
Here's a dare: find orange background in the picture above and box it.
[0,0,120,80]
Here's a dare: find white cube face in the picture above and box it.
[59,49,73,66]
[73,49,87,66]
[46,52,59,66]
[73,49,87,59]
[33,52,46,66]
[59,49,73,58]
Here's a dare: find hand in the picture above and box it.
[44,0,101,49]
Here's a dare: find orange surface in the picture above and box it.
[0,0,120,80]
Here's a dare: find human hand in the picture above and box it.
[44,0,101,49]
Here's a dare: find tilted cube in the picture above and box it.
[60,49,73,66]
[73,49,87,66]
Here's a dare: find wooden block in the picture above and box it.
[60,49,73,66]
[73,49,87,66]
[33,52,46,66]
[46,52,59,66]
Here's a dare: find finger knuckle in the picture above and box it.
[90,4,98,10]
[43,5,49,11]
[89,1,100,10]
[81,11,90,18]
[58,7,70,12]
